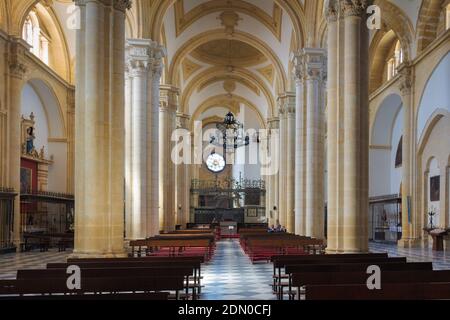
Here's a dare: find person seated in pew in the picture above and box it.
[268,225,276,233]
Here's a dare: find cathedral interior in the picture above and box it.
[0,0,449,302]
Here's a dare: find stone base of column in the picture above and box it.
[397,238,421,248]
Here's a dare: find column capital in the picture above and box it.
[126,38,166,78]
[176,113,191,129]
[340,0,371,18]
[325,0,339,22]
[303,48,327,82]
[160,85,179,113]
[8,38,30,79]
[113,0,132,12]
[277,92,296,115]
[267,117,280,130]
[398,63,413,96]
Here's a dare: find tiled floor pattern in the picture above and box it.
[201,239,275,300]
[1,241,450,300]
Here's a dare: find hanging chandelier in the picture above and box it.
[209,112,250,150]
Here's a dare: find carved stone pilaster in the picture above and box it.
[398,63,413,96]
[8,38,29,80]
[325,0,339,22]
[340,0,371,18]
[113,0,132,12]
[160,86,179,113]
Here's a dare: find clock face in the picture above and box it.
[206,153,226,173]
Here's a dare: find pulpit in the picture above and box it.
[424,229,449,251]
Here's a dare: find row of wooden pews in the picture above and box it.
[239,231,325,263]
[271,253,450,300]
[0,255,206,300]
[129,230,216,260]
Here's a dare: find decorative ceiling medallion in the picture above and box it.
[173,0,283,40]
[223,79,236,93]
[219,10,241,35]
[182,58,203,81]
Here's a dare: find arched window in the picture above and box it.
[22,11,49,65]
[446,4,450,30]
[387,40,403,81]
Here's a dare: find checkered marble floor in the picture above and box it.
[1,241,450,300]
[0,250,70,280]
[369,242,450,270]
[201,239,276,300]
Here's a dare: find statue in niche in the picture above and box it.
[26,126,35,154]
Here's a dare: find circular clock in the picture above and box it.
[206,153,226,173]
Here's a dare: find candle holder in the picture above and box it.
[427,208,436,230]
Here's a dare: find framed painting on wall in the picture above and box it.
[20,167,32,194]
[430,175,440,202]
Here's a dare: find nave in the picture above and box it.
[2,239,450,300]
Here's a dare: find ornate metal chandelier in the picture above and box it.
[209,112,251,150]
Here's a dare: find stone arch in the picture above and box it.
[168,29,288,94]
[140,0,305,50]
[22,78,65,139]
[417,108,450,155]
[416,0,445,53]
[180,66,276,117]
[190,94,266,132]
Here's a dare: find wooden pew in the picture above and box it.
[48,259,203,298]
[0,292,169,300]
[0,276,184,299]
[17,266,195,300]
[271,253,389,296]
[281,262,433,300]
[275,256,407,300]
[305,282,450,300]
[246,238,324,262]
[293,270,450,300]
[129,238,213,260]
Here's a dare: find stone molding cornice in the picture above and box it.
[8,38,30,79]
[75,0,132,11]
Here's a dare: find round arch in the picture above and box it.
[168,29,288,93]
[190,94,266,132]
[370,93,403,146]
[141,0,305,51]
[22,78,66,139]
[180,66,276,117]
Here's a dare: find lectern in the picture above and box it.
[424,228,448,251]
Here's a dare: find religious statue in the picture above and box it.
[428,208,437,230]
[26,126,35,154]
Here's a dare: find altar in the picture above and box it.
[424,228,449,251]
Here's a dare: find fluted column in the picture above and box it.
[398,64,415,247]
[125,39,166,240]
[7,38,28,249]
[305,49,327,239]
[175,113,191,228]
[266,117,279,226]
[278,93,296,232]
[294,54,306,236]
[278,103,287,228]
[326,3,339,252]
[73,0,131,257]
[159,85,178,232]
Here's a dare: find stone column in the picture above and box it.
[73,0,131,257]
[294,54,306,236]
[278,93,296,232]
[398,64,414,247]
[278,102,287,228]
[7,38,28,249]
[325,2,339,252]
[159,85,178,232]
[125,39,165,240]
[175,113,191,229]
[325,0,370,253]
[342,0,370,253]
[304,49,327,239]
[266,117,279,226]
